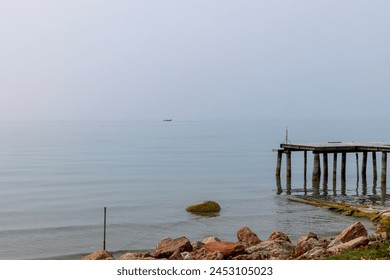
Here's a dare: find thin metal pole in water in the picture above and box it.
[103,207,107,250]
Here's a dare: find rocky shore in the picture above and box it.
[82,197,390,260]
[82,221,389,260]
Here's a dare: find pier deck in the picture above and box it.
[278,142,390,153]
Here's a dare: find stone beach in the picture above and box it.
[82,221,388,260]
[83,197,390,260]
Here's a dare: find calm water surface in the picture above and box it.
[0,120,388,259]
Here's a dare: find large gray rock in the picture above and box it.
[246,240,296,260]
[297,247,329,260]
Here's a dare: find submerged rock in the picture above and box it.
[186,201,221,213]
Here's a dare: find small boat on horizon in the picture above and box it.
[163,119,172,122]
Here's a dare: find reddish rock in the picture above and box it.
[191,248,224,260]
[237,226,261,246]
[231,252,266,260]
[330,222,368,246]
[293,238,326,258]
[268,231,291,243]
[296,232,318,246]
[327,236,369,254]
[82,250,114,260]
[168,249,184,260]
[204,241,245,257]
[153,237,193,258]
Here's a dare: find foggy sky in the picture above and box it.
[1,0,389,121]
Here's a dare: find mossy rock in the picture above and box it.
[186,201,221,213]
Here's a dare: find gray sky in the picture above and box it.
[1,0,389,121]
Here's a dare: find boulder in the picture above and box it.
[181,251,192,260]
[297,247,329,260]
[202,236,220,244]
[191,248,224,260]
[293,238,326,258]
[296,232,318,246]
[231,252,266,260]
[203,241,245,257]
[82,250,114,260]
[118,252,156,260]
[191,241,204,250]
[186,201,221,213]
[237,226,261,247]
[246,240,295,260]
[153,236,193,258]
[328,222,367,247]
[168,249,184,260]
[268,231,291,243]
[327,236,369,254]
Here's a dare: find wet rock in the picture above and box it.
[186,201,221,213]
[268,231,291,243]
[82,250,114,260]
[153,237,193,258]
[203,241,245,257]
[237,226,261,247]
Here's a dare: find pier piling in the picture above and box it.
[276,150,282,177]
[312,153,320,183]
[333,153,337,184]
[341,152,346,183]
[373,152,378,182]
[355,153,359,183]
[362,151,367,179]
[323,153,328,181]
[304,151,307,181]
[286,151,291,181]
[381,152,387,184]
[103,207,107,250]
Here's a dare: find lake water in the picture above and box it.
[0,120,388,259]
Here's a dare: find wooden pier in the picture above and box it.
[273,142,390,197]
